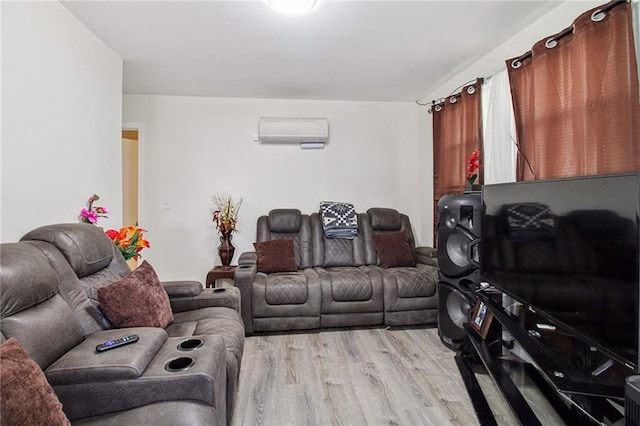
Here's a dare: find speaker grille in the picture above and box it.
[445,233,473,268]
[437,283,474,351]
[446,289,470,330]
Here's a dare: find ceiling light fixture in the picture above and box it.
[267,0,318,15]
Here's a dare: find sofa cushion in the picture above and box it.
[98,261,174,328]
[327,268,373,301]
[268,209,302,233]
[323,238,355,267]
[393,267,438,298]
[372,232,416,268]
[254,239,297,273]
[0,338,70,426]
[368,208,402,231]
[21,223,115,279]
[0,243,61,319]
[265,273,309,305]
[0,243,84,369]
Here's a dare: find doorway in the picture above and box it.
[122,128,139,268]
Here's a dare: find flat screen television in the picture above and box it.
[481,172,640,374]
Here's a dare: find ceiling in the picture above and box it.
[62,0,560,102]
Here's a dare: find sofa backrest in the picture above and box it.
[256,209,313,269]
[362,208,416,266]
[21,223,131,335]
[256,208,418,269]
[310,213,367,267]
[0,242,84,369]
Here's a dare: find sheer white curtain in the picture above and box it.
[481,68,517,184]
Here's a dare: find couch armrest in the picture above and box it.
[238,251,257,266]
[234,262,257,334]
[54,334,227,422]
[162,280,203,298]
[169,287,241,314]
[46,328,167,385]
[415,246,438,267]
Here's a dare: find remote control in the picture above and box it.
[96,335,139,352]
[213,287,226,293]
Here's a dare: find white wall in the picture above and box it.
[1,1,123,242]
[123,95,424,281]
[418,0,602,235]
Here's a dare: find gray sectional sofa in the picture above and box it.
[236,207,439,334]
[0,223,244,425]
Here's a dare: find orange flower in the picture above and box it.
[105,227,150,261]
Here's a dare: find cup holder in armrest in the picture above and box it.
[177,338,204,351]
[165,357,195,372]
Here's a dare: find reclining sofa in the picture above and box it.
[236,207,439,334]
[0,223,244,425]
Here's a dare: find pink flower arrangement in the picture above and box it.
[79,194,108,225]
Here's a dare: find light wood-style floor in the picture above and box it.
[232,326,519,426]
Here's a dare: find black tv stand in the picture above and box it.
[479,292,625,400]
[454,352,498,426]
[456,289,628,425]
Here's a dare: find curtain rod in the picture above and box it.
[419,78,481,111]
[511,0,627,69]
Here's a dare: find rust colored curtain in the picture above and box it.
[432,80,482,240]
[507,1,640,181]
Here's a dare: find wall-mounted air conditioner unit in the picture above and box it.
[258,117,329,149]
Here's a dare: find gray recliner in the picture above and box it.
[363,208,439,325]
[20,223,244,424]
[237,209,321,334]
[0,242,224,425]
[310,212,385,327]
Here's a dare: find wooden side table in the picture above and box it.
[206,266,237,288]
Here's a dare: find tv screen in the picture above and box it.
[481,173,640,370]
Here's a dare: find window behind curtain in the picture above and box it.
[432,80,482,242]
[507,1,640,181]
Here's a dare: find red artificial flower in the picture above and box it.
[105,229,120,240]
[466,150,482,184]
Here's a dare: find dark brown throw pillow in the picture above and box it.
[0,338,71,426]
[98,260,174,328]
[253,239,297,274]
[372,231,416,268]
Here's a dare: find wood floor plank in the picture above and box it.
[232,326,517,426]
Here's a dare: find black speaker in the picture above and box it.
[437,192,482,351]
[626,376,640,425]
[437,192,482,291]
[437,282,475,351]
